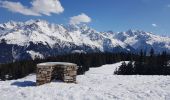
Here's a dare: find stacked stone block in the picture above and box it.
[36,62,77,86]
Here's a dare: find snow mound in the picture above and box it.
[1,62,170,100]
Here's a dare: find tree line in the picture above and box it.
[0,52,137,80]
[0,49,170,80]
[114,49,170,75]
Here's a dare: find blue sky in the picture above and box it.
[0,0,170,36]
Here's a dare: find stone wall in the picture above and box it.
[36,62,77,86]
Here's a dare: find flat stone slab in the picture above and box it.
[37,62,77,67]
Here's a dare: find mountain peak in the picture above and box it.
[25,19,48,25]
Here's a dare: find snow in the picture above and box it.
[37,62,77,66]
[86,61,129,75]
[112,30,170,53]
[1,62,170,100]
[71,50,86,54]
[26,50,44,60]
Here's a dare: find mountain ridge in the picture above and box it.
[0,19,170,63]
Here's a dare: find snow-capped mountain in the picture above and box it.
[0,20,169,63]
[109,30,170,53]
[0,20,134,63]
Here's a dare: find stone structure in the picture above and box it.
[36,62,77,86]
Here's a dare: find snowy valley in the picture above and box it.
[0,62,170,100]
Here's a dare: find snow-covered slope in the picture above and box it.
[1,62,170,100]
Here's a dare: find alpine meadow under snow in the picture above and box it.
[0,20,170,63]
[1,62,170,100]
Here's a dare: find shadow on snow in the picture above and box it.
[11,81,36,87]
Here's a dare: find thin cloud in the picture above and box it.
[152,24,158,27]
[168,4,170,8]
[69,13,91,25]
[0,0,64,16]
